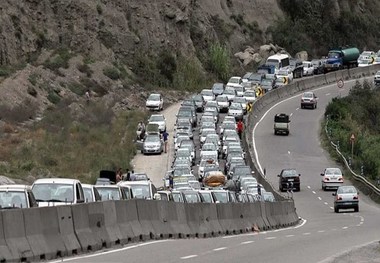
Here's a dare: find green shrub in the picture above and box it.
[47,90,61,104]
[208,43,231,82]
[77,63,93,77]
[28,73,39,85]
[43,49,72,71]
[103,66,120,80]
[173,56,208,92]
[68,81,86,96]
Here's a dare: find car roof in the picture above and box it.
[0,184,31,191]
[94,185,121,189]
[33,178,80,184]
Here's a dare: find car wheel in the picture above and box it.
[279,186,283,192]
[354,206,359,212]
[322,185,325,191]
[286,131,289,136]
[274,130,277,135]
[301,105,304,109]
[334,206,339,213]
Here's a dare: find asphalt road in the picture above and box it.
[55,79,380,263]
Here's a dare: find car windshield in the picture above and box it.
[200,192,213,203]
[96,187,121,200]
[234,97,246,103]
[228,78,240,84]
[213,192,229,203]
[149,115,164,122]
[234,167,251,175]
[173,168,191,176]
[202,144,217,151]
[177,150,190,157]
[216,96,228,102]
[224,89,235,95]
[184,193,199,203]
[303,92,313,98]
[281,169,298,177]
[266,59,280,68]
[145,135,160,143]
[33,183,74,202]
[130,185,151,199]
[0,191,28,208]
[148,94,160,101]
[202,130,216,137]
[325,168,342,175]
[337,186,357,194]
[230,103,242,110]
[201,90,213,96]
[328,52,341,58]
[278,70,288,75]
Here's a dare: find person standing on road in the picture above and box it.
[162,130,169,153]
[237,119,244,140]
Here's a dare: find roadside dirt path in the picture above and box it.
[131,102,181,187]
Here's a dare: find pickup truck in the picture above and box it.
[274,113,290,135]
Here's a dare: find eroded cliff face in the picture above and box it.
[0,0,283,66]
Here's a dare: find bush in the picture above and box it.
[77,63,93,77]
[173,56,208,92]
[43,49,73,72]
[47,90,61,104]
[208,43,231,82]
[103,66,120,80]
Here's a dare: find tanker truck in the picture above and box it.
[324,47,360,73]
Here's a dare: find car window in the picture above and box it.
[281,170,298,177]
[0,191,28,208]
[337,187,356,194]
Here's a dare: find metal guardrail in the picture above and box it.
[325,117,380,196]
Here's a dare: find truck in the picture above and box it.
[274,113,290,135]
[324,47,360,73]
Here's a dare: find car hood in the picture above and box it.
[146,100,160,105]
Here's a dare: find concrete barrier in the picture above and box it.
[71,204,101,252]
[198,203,224,237]
[0,212,13,262]
[102,201,123,246]
[174,202,193,238]
[313,74,327,87]
[324,71,337,84]
[156,201,181,238]
[23,207,61,261]
[242,202,266,230]
[185,203,209,237]
[3,209,34,262]
[216,203,248,235]
[114,200,141,242]
[56,206,81,256]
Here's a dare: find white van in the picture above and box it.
[266,54,290,74]
[32,178,85,206]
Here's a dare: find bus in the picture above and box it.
[266,54,290,74]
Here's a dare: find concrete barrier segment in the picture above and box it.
[0,211,13,262]
[56,206,81,256]
[114,200,141,243]
[3,209,34,262]
[102,201,124,246]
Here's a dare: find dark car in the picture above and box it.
[311,59,326,75]
[278,168,301,192]
[289,58,304,79]
[192,94,205,112]
[212,83,225,96]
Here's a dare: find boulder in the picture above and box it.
[295,51,308,61]
[235,46,263,66]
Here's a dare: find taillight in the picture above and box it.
[353,196,358,200]
[295,177,300,181]
[337,195,342,200]
[338,177,343,181]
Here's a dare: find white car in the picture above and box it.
[223,88,237,101]
[200,128,217,145]
[148,114,166,132]
[146,93,163,111]
[374,70,380,85]
[216,95,230,113]
[201,89,215,102]
[200,143,219,159]
[243,90,256,102]
[228,102,244,121]
[358,58,371,67]
[302,61,314,76]
[0,185,38,208]
[277,68,294,82]
[226,76,243,89]
[321,167,343,190]
[373,56,380,65]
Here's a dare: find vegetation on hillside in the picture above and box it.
[325,80,380,182]
[269,0,380,57]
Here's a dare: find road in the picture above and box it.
[55,79,380,263]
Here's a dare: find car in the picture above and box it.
[174,133,190,150]
[226,76,243,89]
[358,58,372,67]
[179,106,197,127]
[156,191,174,201]
[148,114,166,132]
[373,56,380,65]
[146,93,163,111]
[200,142,219,159]
[94,185,127,201]
[32,178,85,207]
[200,128,217,145]
[233,97,247,114]
[216,95,230,113]
[82,184,102,202]
[118,181,157,200]
[204,133,221,149]
[204,106,219,123]
[198,190,216,203]
[243,90,256,102]
[274,113,290,135]
[277,68,294,83]
[176,109,194,127]
[172,167,194,177]
[212,83,225,96]
[201,89,215,102]
[321,168,344,190]
[260,78,276,92]
[198,159,219,179]
[223,88,237,102]
[0,185,38,209]
[289,58,304,78]
[274,76,288,88]
[219,121,236,138]
[374,70,380,85]
[176,124,193,139]
[142,134,163,154]
[181,190,202,203]
[228,102,244,121]
[179,140,195,160]
[175,147,194,164]
[278,168,301,192]
[333,185,359,213]
[240,177,258,192]
[300,91,318,109]
[311,59,325,75]
[171,190,185,202]
[211,190,232,203]
[302,61,314,76]
[247,73,264,86]
[192,94,205,112]
[262,192,275,202]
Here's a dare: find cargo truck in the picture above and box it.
[324,47,360,73]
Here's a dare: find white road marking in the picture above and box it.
[286,234,295,237]
[342,226,348,229]
[265,237,276,240]
[360,217,364,222]
[241,241,254,245]
[296,107,300,110]
[222,232,258,239]
[294,218,307,228]
[312,191,316,194]
[303,232,311,235]
[290,113,293,117]
[48,240,173,262]
[357,224,362,227]
[330,207,334,209]
[213,247,227,251]
[318,230,325,233]
[288,151,291,154]
[181,255,198,260]
[318,197,322,200]
[324,202,328,205]
[326,93,331,96]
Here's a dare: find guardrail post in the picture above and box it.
[336,141,340,150]
[348,157,352,167]
[361,164,364,176]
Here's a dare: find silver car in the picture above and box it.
[142,134,163,154]
[228,102,244,121]
[333,185,359,213]
[148,114,166,132]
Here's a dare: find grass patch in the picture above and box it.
[43,48,73,72]
[77,63,93,77]
[0,98,39,123]
[208,43,231,83]
[103,66,120,80]
[0,103,148,183]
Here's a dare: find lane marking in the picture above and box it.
[303,232,311,235]
[48,240,173,262]
[324,202,328,205]
[290,113,293,117]
[342,227,348,229]
[213,247,227,251]
[181,255,198,260]
[318,197,322,200]
[286,234,295,237]
[312,191,316,194]
[318,230,325,233]
[294,218,307,228]
[325,93,331,96]
[288,151,291,154]
[265,237,276,240]
[296,107,300,110]
[241,241,254,245]
[330,207,334,209]
[222,232,258,239]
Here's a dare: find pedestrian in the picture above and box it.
[85,89,91,103]
[162,130,169,153]
[169,174,174,189]
[137,121,145,140]
[237,119,244,140]
[130,170,136,181]
[116,168,122,183]
[125,169,131,181]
